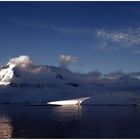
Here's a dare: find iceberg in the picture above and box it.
[47,97,90,106]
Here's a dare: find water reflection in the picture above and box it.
[0,116,12,138]
[1,105,140,138]
[0,105,82,138]
[52,105,81,121]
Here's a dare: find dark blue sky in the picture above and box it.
[0,2,140,73]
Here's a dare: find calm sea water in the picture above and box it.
[1,105,140,138]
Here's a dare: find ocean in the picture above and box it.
[0,105,140,138]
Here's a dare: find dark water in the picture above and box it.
[1,105,140,138]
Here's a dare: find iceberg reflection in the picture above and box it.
[52,105,81,121]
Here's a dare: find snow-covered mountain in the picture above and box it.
[0,56,79,88]
[0,55,140,105]
[0,55,140,88]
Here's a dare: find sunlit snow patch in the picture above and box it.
[0,64,15,85]
[47,97,90,106]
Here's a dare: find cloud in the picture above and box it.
[104,70,125,80]
[59,54,79,69]
[81,70,103,83]
[7,55,32,68]
[11,19,92,34]
[11,19,73,32]
[96,28,140,50]
[132,50,140,54]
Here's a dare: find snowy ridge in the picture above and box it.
[0,55,140,105]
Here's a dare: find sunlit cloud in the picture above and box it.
[7,55,32,68]
[59,54,79,69]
